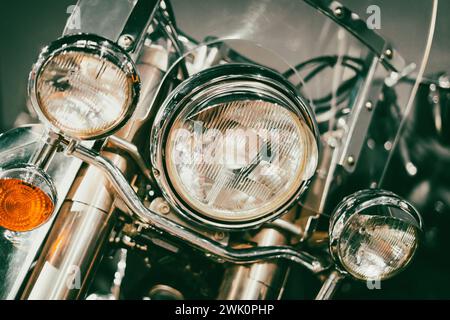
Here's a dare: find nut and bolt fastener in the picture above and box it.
[347,155,355,166]
[118,34,135,51]
[158,202,170,215]
[334,7,343,17]
[214,232,226,241]
[384,48,393,59]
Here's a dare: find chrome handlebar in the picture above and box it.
[62,139,329,274]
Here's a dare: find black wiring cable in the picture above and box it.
[283,55,366,112]
[283,55,364,78]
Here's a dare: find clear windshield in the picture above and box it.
[66,0,437,214]
[168,0,437,213]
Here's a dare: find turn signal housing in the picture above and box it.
[0,165,56,232]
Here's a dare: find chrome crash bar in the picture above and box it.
[62,140,328,274]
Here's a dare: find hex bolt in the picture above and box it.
[347,155,355,166]
[365,100,373,111]
[158,202,170,215]
[384,48,393,59]
[334,7,343,17]
[214,232,225,241]
[118,34,135,51]
[150,197,171,215]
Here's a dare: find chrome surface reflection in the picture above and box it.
[0,125,83,299]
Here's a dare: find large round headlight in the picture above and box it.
[28,34,140,140]
[151,64,319,229]
[329,189,423,281]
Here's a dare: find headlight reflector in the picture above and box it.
[29,34,140,140]
[152,64,319,229]
[329,189,422,281]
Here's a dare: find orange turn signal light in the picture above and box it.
[0,166,56,232]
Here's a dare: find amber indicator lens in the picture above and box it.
[0,166,56,232]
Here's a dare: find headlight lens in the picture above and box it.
[29,34,140,140]
[167,99,315,221]
[152,64,319,229]
[329,189,422,281]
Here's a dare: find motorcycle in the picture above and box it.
[0,0,439,300]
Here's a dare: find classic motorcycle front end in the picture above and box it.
[0,0,440,301]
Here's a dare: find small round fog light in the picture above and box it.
[329,189,422,281]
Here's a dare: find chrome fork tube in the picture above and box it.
[315,270,344,300]
[22,198,117,299]
[30,131,62,171]
[217,214,294,299]
[22,145,132,300]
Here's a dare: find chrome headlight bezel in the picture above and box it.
[151,63,320,230]
[28,33,141,140]
[329,189,423,281]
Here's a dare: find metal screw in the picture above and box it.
[150,197,171,215]
[118,34,135,51]
[405,162,418,176]
[214,232,225,241]
[327,137,338,148]
[384,48,393,59]
[347,155,355,166]
[158,201,170,215]
[334,7,343,17]
[365,100,373,111]
[384,141,392,151]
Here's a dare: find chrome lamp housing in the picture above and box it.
[329,189,423,281]
[151,63,320,230]
[28,33,141,140]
